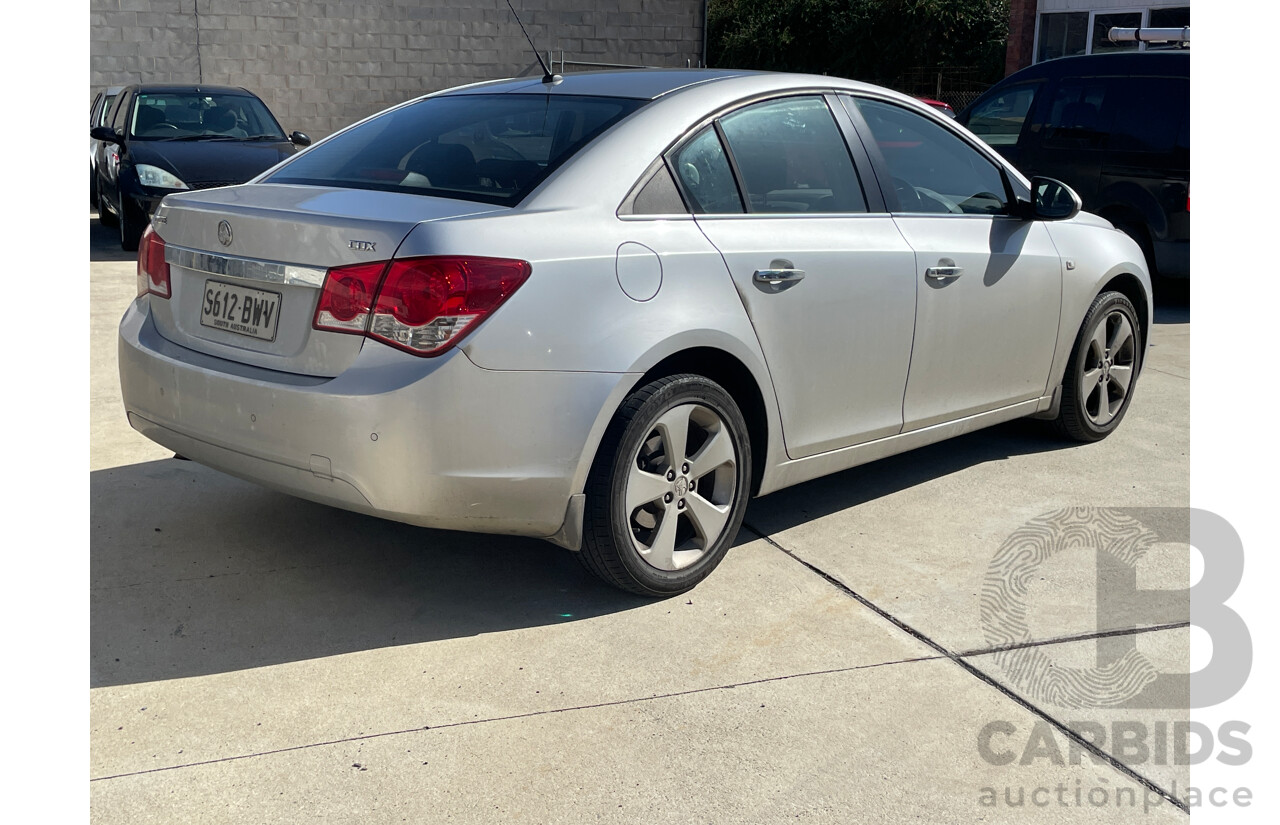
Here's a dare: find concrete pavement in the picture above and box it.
[90,212,1191,822]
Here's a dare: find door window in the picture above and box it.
[717,96,867,214]
[851,97,1010,215]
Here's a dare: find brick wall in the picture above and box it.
[90,0,707,139]
[1005,0,1038,76]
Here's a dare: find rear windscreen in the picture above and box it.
[267,93,646,205]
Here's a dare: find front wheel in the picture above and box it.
[580,374,751,597]
[1052,291,1143,442]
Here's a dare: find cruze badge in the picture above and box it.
[349,240,377,252]
[217,220,233,247]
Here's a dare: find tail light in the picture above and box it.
[137,224,170,299]
[313,256,531,356]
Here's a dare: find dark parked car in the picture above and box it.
[89,85,122,206]
[91,83,311,250]
[959,51,1188,280]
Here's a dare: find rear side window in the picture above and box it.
[671,126,744,214]
[718,96,867,213]
[964,83,1039,147]
[267,93,645,205]
[1042,79,1109,149]
[1107,76,1189,153]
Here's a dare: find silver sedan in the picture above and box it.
[119,70,1150,596]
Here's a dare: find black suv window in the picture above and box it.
[718,96,867,214]
[965,83,1040,147]
[1042,79,1109,149]
[1107,76,1189,154]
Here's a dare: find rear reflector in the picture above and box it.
[313,256,531,356]
[137,224,170,299]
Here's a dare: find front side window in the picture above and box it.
[717,96,867,214]
[268,93,645,205]
[965,83,1040,147]
[851,97,1010,215]
[670,125,744,214]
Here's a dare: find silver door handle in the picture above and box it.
[925,262,964,281]
[753,260,806,285]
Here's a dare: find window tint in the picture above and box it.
[108,92,131,132]
[852,97,1010,215]
[670,126,743,214]
[1043,80,1109,149]
[1108,77,1189,153]
[1038,12,1088,61]
[965,83,1039,147]
[268,94,645,205]
[130,92,284,140]
[718,96,866,214]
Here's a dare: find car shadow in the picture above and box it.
[744,418,1073,535]
[90,459,652,688]
[90,211,135,263]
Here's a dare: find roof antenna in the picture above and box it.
[505,0,561,85]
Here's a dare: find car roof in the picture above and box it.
[434,68,901,102]
[1003,50,1189,83]
[126,83,261,97]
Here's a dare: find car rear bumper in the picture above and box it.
[118,299,630,539]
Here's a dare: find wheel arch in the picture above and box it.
[1098,271,1151,361]
[631,347,771,496]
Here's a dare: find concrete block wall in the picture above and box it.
[90,0,707,139]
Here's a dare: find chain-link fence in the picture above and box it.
[869,66,994,113]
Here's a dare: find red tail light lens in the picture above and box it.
[313,261,388,333]
[137,224,171,299]
[312,255,531,356]
[370,257,532,355]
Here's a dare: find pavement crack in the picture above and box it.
[89,654,943,783]
[958,621,1190,658]
[741,520,1190,816]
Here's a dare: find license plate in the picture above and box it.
[200,280,281,342]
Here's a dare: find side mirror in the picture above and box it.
[91,125,122,143]
[289,131,312,147]
[1027,176,1082,221]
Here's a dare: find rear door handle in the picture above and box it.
[925,258,963,281]
[753,259,806,286]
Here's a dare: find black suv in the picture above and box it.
[959,51,1188,280]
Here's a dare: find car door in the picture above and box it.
[1016,75,1112,208]
[675,95,918,459]
[843,95,1062,430]
[99,90,133,206]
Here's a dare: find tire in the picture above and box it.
[119,196,145,252]
[1052,291,1143,442]
[579,374,752,597]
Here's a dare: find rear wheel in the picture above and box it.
[580,374,751,597]
[1052,291,1142,442]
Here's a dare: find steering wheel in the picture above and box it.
[915,186,964,214]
